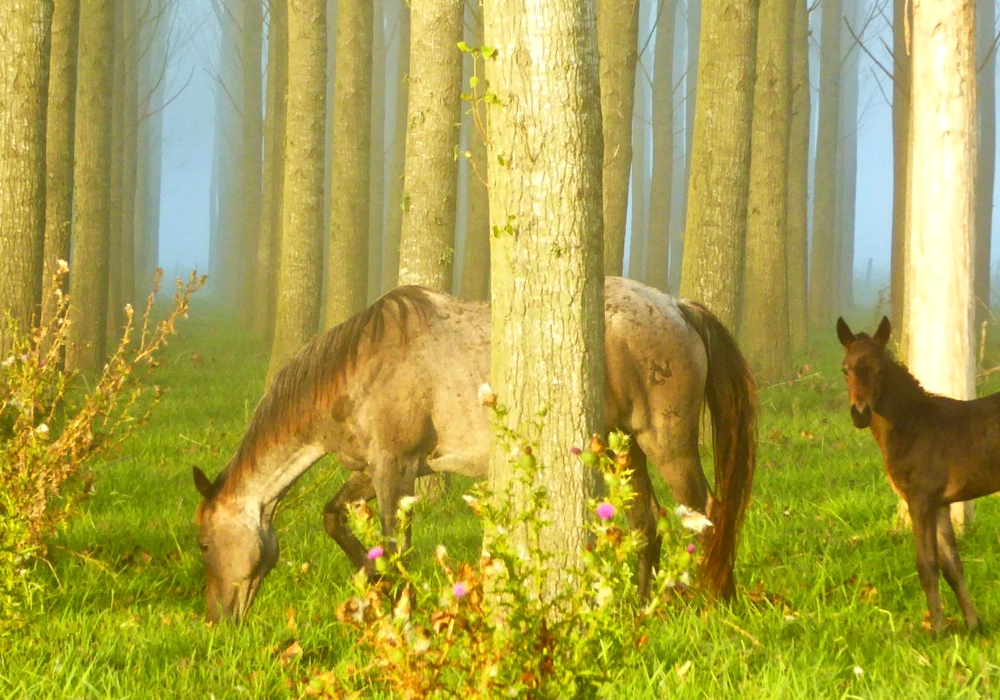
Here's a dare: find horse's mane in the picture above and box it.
[210,286,438,498]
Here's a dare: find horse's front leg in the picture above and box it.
[323,470,378,575]
[371,455,421,559]
[909,499,945,632]
[935,506,980,630]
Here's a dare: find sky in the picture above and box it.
[153,0,997,305]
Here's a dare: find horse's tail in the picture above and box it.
[679,301,757,599]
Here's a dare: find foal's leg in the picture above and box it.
[909,500,945,631]
[625,447,663,601]
[323,470,379,574]
[935,507,980,630]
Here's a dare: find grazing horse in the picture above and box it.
[837,316,1000,632]
[193,277,756,623]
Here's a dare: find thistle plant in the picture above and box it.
[307,427,706,699]
[0,265,204,634]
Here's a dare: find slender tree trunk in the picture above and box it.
[835,1,859,312]
[679,0,759,330]
[647,0,676,292]
[67,0,114,372]
[905,0,976,528]
[599,0,640,275]
[786,0,809,354]
[240,0,264,318]
[268,0,327,378]
[381,0,410,290]
[0,1,51,354]
[41,0,78,331]
[368,0,386,302]
[254,0,288,342]
[107,0,126,342]
[628,0,653,283]
[742,0,793,382]
[396,0,463,292]
[484,0,605,583]
[807,0,841,333]
[975,0,995,318]
[459,0,491,300]
[673,0,700,280]
[118,0,138,313]
[890,0,911,336]
[325,0,373,328]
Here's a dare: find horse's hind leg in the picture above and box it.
[323,470,378,574]
[626,447,662,601]
[935,506,980,630]
[909,500,945,631]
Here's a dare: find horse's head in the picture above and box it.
[836,316,891,429]
[193,467,278,624]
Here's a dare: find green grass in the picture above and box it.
[3,302,1000,698]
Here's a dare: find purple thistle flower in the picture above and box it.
[686,543,697,554]
[366,545,384,560]
[570,446,582,456]
[453,582,468,598]
[596,502,615,521]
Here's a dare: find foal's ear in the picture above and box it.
[874,316,891,347]
[836,317,855,347]
[193,466,214,499]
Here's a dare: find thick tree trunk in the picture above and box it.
[742,0,793,382]
[786,0,809,354]
[41,0,78,331]
[646,0,676,293]
[598,0,640,275]
[67,0,114,372]
[484,0,605,582]
[905,0,976,527]
[679,0,759,330]
[0,1,51,354]
[268,0,327,378]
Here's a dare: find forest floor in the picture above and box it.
[3,297,1000,699]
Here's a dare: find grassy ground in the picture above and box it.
[3,300,1000,699]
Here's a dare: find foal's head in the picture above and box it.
[193,467,278,624]
[836,316,892,429]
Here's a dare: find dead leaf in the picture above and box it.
[279,640,302,666]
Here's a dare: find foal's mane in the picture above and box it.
[210,286,437,498]
[860,333,932,421]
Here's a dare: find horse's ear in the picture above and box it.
[193,466,213,499]
[874,316,891,347]
[836,317,855,347]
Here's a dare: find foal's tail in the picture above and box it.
[679,301,757,600]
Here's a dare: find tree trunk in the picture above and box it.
[742,0,793,382]
[679,0,759,330]
[325,0,373,328]
[598,0,640,275]
[254,0,288,342]
[268,0,327,379]
[240,0,264,318]
[646,0,676,292]
[107,0,126,342]
[673,0,701,285]
[484,0,605,583]
[905,0,976,528]
[41,0,79,332]
[835,1,859,313]
[628,0,653,283]
[368,0,387,303]
[396,0,463,292]
[786,0,809,354]
[975,0,995,319]
[458,1,491,301]
[67,0,114,373]
[381,0,410,291]
[118,0,138,313]
[807,0,841,333]
[890,0,911,339]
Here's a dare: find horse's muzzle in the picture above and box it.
[850,404,872,429]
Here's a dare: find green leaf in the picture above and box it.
[469,75,480,90]
[457,40,472,53]
[481,45,496,59]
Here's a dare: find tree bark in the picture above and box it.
[646,0,676,292]
[41,0,78,332]
[905,0,976,527]
[627,0,653,283]
[890,0,911,340]
[742,0,793,382]
[268,0,327,379]
[975,0,995,319]
[598,0,640,275]
[679,0,759,330]
[67,0,114,372]
[396,0,463,292]
[786,0,809,354]
[381,0,410,291]
[484,0,605,582]
[368,0,387,303]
